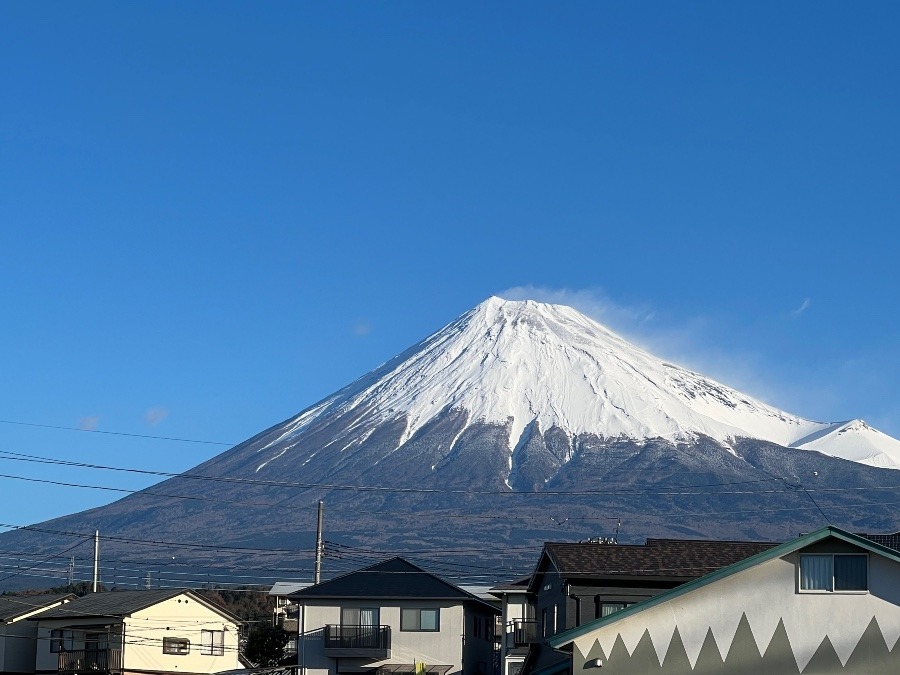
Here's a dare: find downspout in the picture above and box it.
[299,605,306,675]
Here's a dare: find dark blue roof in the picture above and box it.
[289,557,494,609]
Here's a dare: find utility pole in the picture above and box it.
[92,530,100,593]
[68,557,74,589]
[314,500,324,584]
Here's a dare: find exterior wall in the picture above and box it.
[565,580,683,629]
[298,601,468,675]
[568,547,900,674]
[35,594,240,674]
[3,619,43,673]
[462,606,495,675]
[530,570,684,674]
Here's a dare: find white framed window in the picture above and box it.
[162,637,190,655]
[800,554,868,592]
[401,608,439,631]
[341,607,380,627]
[201,630,225,656]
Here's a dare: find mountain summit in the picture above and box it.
[256,297,900,473]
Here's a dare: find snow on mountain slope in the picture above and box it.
[265,297,900,470]
[791,420,900,468]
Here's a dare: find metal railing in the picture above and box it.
[58,649,123,673]
[324,625,391,651]
[507,619,538,646]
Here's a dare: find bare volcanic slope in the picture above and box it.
[3,298,900,586]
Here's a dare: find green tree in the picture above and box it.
[244,624,291,667]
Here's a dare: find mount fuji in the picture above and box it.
[255,296,900,474]
[3,298,900,586]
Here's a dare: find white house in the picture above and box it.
[30,588,243,675]
[549,526,900,673]
[287,557,499,675]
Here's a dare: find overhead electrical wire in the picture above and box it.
[0,449,815,496]
[0,419,235,446]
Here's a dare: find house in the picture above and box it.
[0,594,74,674]
[548,526,900,673]
[29,589,243,675]
[286,557,500,675]
[501,537,777,675]
[487,577,531,675]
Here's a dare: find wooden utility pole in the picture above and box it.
[314,500,324,584]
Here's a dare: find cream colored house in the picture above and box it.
[0,594,74,674]
[30,589,243,675]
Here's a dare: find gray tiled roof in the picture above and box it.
[0,594,74,622]
[28,589,189,620]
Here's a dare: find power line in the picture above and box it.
[0,419,235,446]
[0,449,835,496]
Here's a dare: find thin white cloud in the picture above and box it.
[495,285,790,413]
[497,285,657,327]
[78,416,100,431]
[144,407,169,426]
[791,297,811,317]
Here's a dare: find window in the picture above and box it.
[201,630,225,656]
[541,608,547,638]
[50,629,74,653]
[401,608,439,631]
[341,607,380,627]
[800,554,868,592]
[162,637,190,655]
[599,602,630,618]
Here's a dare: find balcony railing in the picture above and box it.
[58,649,123,674]
[507,619,538,646]
[323,625,391,658]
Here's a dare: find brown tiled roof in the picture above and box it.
[544,538,778,579]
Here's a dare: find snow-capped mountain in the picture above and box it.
[256,296,900,471]
[3,297,899,588]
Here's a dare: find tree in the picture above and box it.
[244,624,291,667]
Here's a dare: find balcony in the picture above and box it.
[323,624,391,659]
[58,649,122,674]
[507,619,538,647]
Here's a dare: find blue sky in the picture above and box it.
[1,2,898,527]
